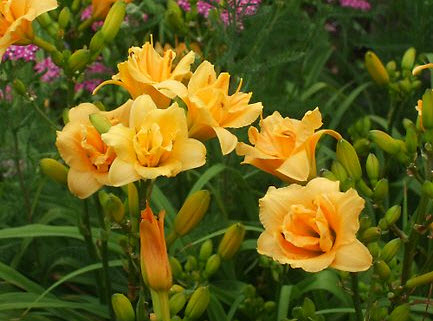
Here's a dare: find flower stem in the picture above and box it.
[150,290,171,321]
[350,273,363,321]
[78,17,96,32]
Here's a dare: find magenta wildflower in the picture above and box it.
[35,57,61,82]
[339,0,371,11]
[75,79,103,93]
[75,59,111,93]
[178,0,191,11]
[0,85,13,102]
[81,6,93,20]
[197,0,261,26]
[3,45,38,62]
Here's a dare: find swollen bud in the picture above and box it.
[184,286,210,319]
[199,239,213,261]
[217,223,246,260]
[406,270,433,289]
[336,139,362,181]
[385,205,401,226]
[365,51,389,86]
[405,125,418,154]
[184,256,197,272]
[401,47,416,70]
[369,130,401,154]
[12,79,27,96]
[111,293,135,321]
[381,238,401,262]
[101,0,126,43]
[422,181,433,199]
[361,227,381,243]
[58,7,71,29]
[89,113,112,134]
[321,169,337,181]
[389,304,410,321]
[89,31,106,54]
[169,257,183,278]
[99,191,125,223]
[174,190,210,237]
[169,292,187,316]
[331,161,347,182]
[366,154,380,185]
[40,158,68,185]
[67,49,91,72]
[204,254,221,278]
[422,89,433,130]
[374,260,391,280]
[373,178,389,202]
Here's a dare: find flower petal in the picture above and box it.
[102,124,136,162]
[172,138,206,171]
[276,149,310,182]
[109,158,140,186]
[331,240,372,272]
[213,126,238,155]
[67,168,102,199]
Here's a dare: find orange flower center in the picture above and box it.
[81,125,115,172]
[133,124,172,167]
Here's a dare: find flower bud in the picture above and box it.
[62,108,70,124]
[165,0,187,35]
[378,218,389,231]
[422,89,433,130]
[135,294,148,321]
[99,191,125,223]
[67,49,91,73]
[406,270,433,289]
[367,242,381,258]
[353,138,370,156]
[366,153,380,186]
[169,291,187,316]
[89,31,106,54]
[40,158,68,185]
[361,227,381,243]
[12,79,27,96]
[184,286,210,319]
[422,181,433,199]
[204,254,221,278]
[386,60,397,75]
[101,0,126,43]
[365,51,389,86]
[199,239,213,261]
[385,205,401,226]
[321,169,337,181]
[169,257,183,278]
[112,293,135,321]
[331,161,347,182]
[174,190,210,237]
[401,47,416,70]
[89,113,112,134]
[356,179,373,197]
[184,255,197,272]
[217,223,246,260]
[373,178,389,202]
[374,260,391,280]
[369,130,401,154]
[359,216,372,232]
[389,304,410,321]
[405,125,418,154]
[381,238,401,262]
[58,7,71,29]
[264,301,276,313]
[336,139,362,181]
[37,13,53,28]
[169,285,185,296]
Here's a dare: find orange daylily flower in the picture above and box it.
[91,0,132,19]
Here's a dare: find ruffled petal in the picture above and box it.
[67,168,102,199]
[108,158,140,186]
[331,240,372,272]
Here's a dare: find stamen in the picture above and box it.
[413,63,433,76]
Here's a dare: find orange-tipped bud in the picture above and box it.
[140,204,172,292]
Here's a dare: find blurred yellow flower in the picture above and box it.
[416,99,424,131]
[185,61,263,155]
[92,0,132,19]
[140,204,172,292]
[258,177,372,272]
[0,0,58,59]
[236,108,341,182]
[56,101,131,198]
[101,95,206,186]
[95,41,195,107]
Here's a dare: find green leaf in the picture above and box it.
[277,285,293,321]
[207,293,228,321]
[151,185,177,228]
[188,164,226,197]
[0,261,44,293]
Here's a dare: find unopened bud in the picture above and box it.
[389,304,410,321]
[68,49,90,72]
[99,191,125,223]
[40,158,68,185]
[101,0,126,43]
[169,257,183,278]
[58,7,71,29]
[218,223,246,260]
[356,179,373,197]
[174,190,210,237]
[321,169,337,181]
[422,89,433,129]
[112,293,135,321]
[381,238,401,262]
[89,113,111,134]
[365,51,389,86]
[12,79,26,96]
[336,139,362,181]
[204,254,221,278]
[184,255,197,272]
[366,153,380,185]
[361,227,381,243]
[169,292,187,316]
[199,239,213,261]
[401,47,416,70]
[359,216,372,231]
[374,260,391,280]
[422,181,433,199]
[406,270,433,289]
[264,301,276,313]
[169,285,185,296]
[386,60,397,75]
[37,13,53,28]
[184,286,210,319]
[331,161,347,182]
[62,108,70,124]
[385,205,401,226]
[353,138,370,156]
[89,31,106,54]
[405,125,418,154]
[367,242,381,258]
[369,130,401,154]
[373,178,389,202]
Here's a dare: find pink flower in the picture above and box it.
[177,0,191,11]
[339,0,371,11]
[35,57,61,82]
[0,85,13,102]
[81,6,93,20]
[3,45,38,62]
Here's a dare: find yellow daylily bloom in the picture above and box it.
[56,101,132,198]
[94,41,195,107]
[258,177,372,272]
[92,0,132,19]
[185,61,263,155]
[101,95,206,185]
[236,108,341,182]
[0,0,58,59]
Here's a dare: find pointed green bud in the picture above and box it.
[340,177,355,192]
[184,286,210,319]
[58,7,71,29]
[217,223,246,260]
[378,218,389,231]
[389,304,410,321]
[12,79,27,96]
[204,254,221,278]
[361,227,381,243]
[184,255,197,272]
[199,239,213,261]
[406,270,433,289]
[422,89,433,129]
[365,51,389,86]
[331,161,347,182]
[374,260,391,280]
[401,47,416,70]
[99,191,125,223]
[367,242,381,258]
[264,301,276,313]
[369,130,401,154]
[385,205,401,226]
[169,291,187,316]
[336,139,362,181]
[101,0,126,43]
[353,138,370,156]
[373,178,389,202]
[381,238,401,262]
[405,125,418,154]
[89,113,111,134]
[356,179,373,197]
[68,49,91,72]
[89,31,106,54]
[111,293,135,321]
[422,181,433,199]
[174,190,210,237]
[359,216,372,232]
[169,257,183,278]
[40,158,68,185]
[37,12,53,28]
[62,108,70,125]
[386,60,397,75]
[366,153,380,186]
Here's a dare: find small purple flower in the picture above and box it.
[339,0,371,11]
[177,0,191,11]
[87,61,112,75]
[75,79,103,93]
[75,59,111,93]
[3,45,39,62]
[81,5,93,20]
[197,0,217,17]
[0,85,13,102]
[91,20,104,31]
[35,57,61,82]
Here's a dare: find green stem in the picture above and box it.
[150,290,171,321]
[29,98,60,130]
[32,36,60,55]
[350,273,363,321]
[95,198,114,319]
[12,129,31,219]
[165,231,178,248]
